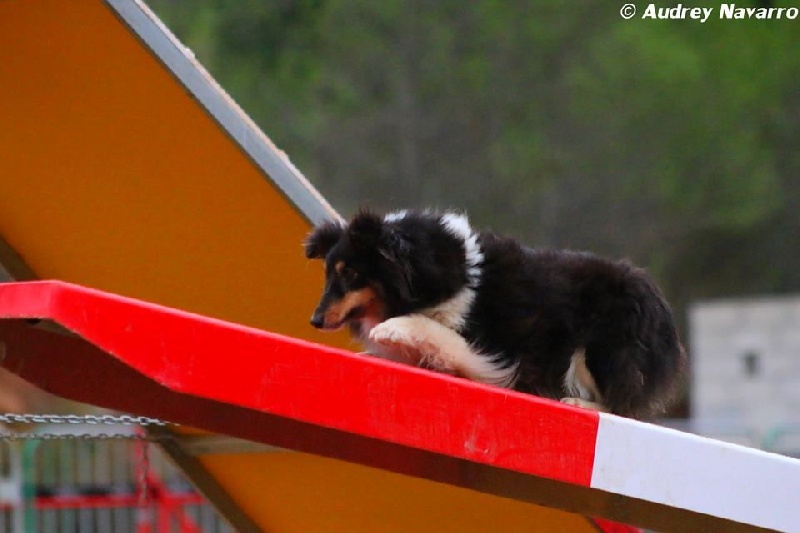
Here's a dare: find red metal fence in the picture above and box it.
[0,425,231,533]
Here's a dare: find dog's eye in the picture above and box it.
[341,266,359,284]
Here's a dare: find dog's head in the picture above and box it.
[304,210,414,333]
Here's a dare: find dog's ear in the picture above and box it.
[348,209,415,300]
[377,226,415,302]
[304,220,344,259]
[347,208,384,249]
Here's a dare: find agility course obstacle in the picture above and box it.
[0,281,798,532]
[1,0,798,531]
[1,281,799,532]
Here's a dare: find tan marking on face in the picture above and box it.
[334,261,346,275]
[362,284,386,322]
[324,287,380,326]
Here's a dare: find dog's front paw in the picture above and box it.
[369,316,462,374]
[369,317,421,347]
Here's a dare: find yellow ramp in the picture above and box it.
[0,1,602,531]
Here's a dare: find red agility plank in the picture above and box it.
[0,281,599,486]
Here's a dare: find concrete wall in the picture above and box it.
[690,296,800,433]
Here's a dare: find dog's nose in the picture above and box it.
[310,313,325,329]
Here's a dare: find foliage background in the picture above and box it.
[148,0,800,409]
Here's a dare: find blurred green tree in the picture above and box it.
[147,0,800,322]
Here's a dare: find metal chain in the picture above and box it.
[0,432,159,441]
[0,413,174,427]
[0,413,177,441]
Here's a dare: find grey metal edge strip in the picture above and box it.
[105,0,342,226]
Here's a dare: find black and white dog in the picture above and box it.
[305,209,685,419]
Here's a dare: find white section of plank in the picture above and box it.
[592,414,800,532]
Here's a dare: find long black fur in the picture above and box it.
[306,209,686,419]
